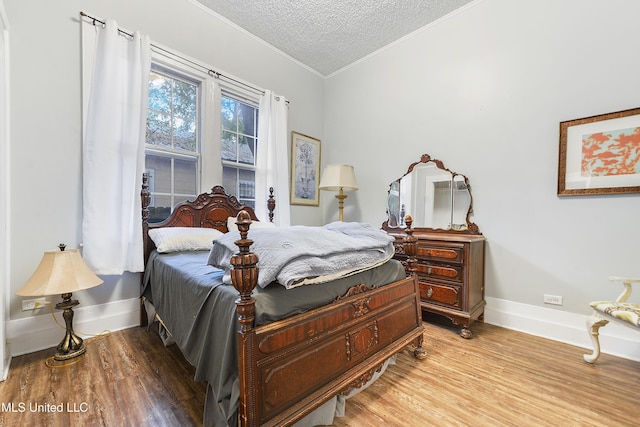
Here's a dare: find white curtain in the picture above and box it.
[256,90,291,226]
[201,79,222,188]
[82,20,151,275]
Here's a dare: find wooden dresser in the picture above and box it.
[390,228,485,338]
[383,153,486,338]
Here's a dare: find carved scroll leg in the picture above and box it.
[412,334,427,360]
[583,314,609,364]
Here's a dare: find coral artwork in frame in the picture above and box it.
[558,107,640,196]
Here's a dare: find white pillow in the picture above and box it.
[149,227,224,253]
[226,216,276,232]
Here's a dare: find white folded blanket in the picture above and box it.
[208,222,395,289]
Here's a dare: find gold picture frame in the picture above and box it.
[290,131,321,206]
[558,107,640,196]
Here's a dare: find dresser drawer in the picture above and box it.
[419,282,461,309]
[389,230,485,337]
[416,243,463,263]
[415,262,463,283]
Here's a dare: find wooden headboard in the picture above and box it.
[141,172,275,263]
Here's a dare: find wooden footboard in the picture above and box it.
[232,211,425,426]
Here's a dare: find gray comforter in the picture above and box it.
[208,222,395,289]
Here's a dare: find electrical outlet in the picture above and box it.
[21,297,48,311]
[543,294,563,306]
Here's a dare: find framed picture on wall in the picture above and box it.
[290,131,321,206]
[558,107,640,196]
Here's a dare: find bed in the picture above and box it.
[140,173,425,426]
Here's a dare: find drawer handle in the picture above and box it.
[427,267,432,275]
[426,287,433,298]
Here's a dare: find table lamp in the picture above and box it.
[16,244,103,361]
[319,164,359,221]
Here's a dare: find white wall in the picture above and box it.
[4,0,324,355]
[324,0,640,355]
[0,0,10,379]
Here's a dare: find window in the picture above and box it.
[145,68,200,222]
[221,94,258,208]
[144,60,260,223]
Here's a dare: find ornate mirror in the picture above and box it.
[383,154,480,234]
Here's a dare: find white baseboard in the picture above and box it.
[6,297,141,357]
[6,296,639,363]
[484,297,640,362]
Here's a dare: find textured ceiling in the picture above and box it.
[195,0,475,76]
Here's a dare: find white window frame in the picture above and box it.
[146,50,220,201]
[145,67,200,211]
[220,88,260,205]
[147,46,262,201]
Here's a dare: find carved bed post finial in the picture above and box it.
[141,173,150,226]
[231,211,259,306]
[141,173,151,263]
[403,214,427,359]
[230,210,259,427]
[404,215,417,277]
[267,187,275,223]
[141,172,152,327]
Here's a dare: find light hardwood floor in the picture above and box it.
[1,319,638,426]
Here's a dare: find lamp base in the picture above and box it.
[54,293,86,361]
[335,189,348,222]
[54,342,86,361]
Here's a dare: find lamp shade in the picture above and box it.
[17,249,103,297]
[319,164,359,192]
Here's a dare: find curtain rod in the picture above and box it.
[80,11,267,97]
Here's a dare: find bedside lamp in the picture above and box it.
[17,244,103,361]
[319,164,359,221]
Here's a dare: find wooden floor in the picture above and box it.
[1,319,638,427]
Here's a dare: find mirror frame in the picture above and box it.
[382,154,481,235]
